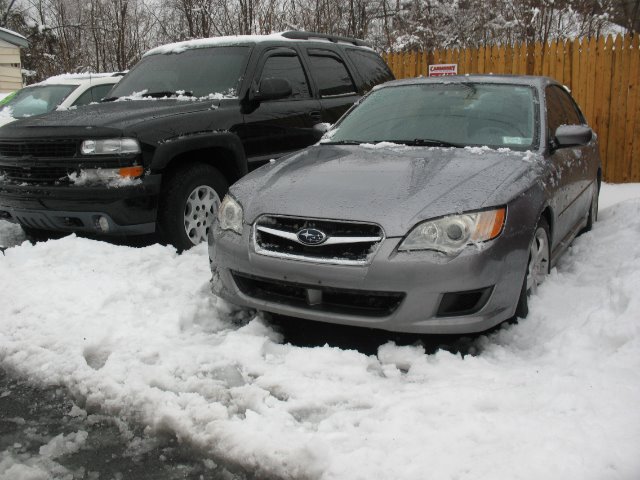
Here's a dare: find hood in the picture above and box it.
[232,144,544,237]
[0,98,221,138]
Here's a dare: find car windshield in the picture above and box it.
[327,82,537,151]
[0,84,78,118]
[108,46,251,99]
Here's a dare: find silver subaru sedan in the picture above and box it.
[208,75,601,334]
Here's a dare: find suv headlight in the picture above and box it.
[81,138,141,155]
[217,195,243,234]
[398,207,506,254]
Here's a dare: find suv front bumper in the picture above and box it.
[0,174,162,235]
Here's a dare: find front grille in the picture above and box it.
[232,272,405,317]
[254,215,384,265]
[0,165,74,184]
[0,140,78,158]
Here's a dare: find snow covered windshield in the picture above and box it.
[327,83,537,151]
[108,46,251,99]
[0,84,78,118]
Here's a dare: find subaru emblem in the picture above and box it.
[297,228,327,246]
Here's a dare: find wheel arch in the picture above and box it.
[152,133,248,186]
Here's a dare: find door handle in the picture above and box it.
[309,110,322,122]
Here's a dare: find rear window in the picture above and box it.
[346,49,394,92]
[307,52,356,97]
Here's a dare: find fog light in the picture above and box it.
[96,216,110,233]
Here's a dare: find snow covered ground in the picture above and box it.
[1,183,639,480]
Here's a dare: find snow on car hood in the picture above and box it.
[232,144,544,237]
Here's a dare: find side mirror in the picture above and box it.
[253,78,292,102]
[312,122,331,141]
[554,125,593,148]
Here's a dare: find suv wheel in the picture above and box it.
[158,163,228,251]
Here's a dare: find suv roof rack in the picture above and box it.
[281,31,371,48]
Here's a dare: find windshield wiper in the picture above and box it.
[101,91,194,102]
[322,140,362,145]
[382,139,462,148]
[142,90,193,98]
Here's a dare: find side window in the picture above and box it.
[546,86,567,136]
[345,49,394,92]
[307,51,357,97]
[553,86,583,125]
[73,84,114,106]
[260,55,310,99]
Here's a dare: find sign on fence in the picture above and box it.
[428,64,458,76]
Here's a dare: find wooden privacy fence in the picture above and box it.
[383,34,640,183]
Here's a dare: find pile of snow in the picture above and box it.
[1,184,639,479]
[0,430,88,479]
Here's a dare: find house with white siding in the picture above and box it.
[0,27,28,93]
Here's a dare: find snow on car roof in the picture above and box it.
[144,31,372,56]
[144,33,294,56]
[33,73,122,86]
[381,74,556,89]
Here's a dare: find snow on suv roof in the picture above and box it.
[144,31,372,56]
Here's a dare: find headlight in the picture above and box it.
[81,138,141,155]
[217,195,243,234]
[68,166,144,185]
[398,207,506,254]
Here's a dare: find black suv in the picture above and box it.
[0,31,393,250]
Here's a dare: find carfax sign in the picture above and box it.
[428,64,458,76]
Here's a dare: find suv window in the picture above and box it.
[73,84,114,106]
[307,51,356,97]
[260,55,310,99]
[345,49,394,92]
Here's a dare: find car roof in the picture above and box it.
[144,30,373,56]
[379,74,560,89]
[30,74,122,88]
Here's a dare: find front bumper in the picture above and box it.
[209,220,532,334]
[0,175,161,235]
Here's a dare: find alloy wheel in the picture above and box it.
[184,185,220,245]
[526,227,550,295]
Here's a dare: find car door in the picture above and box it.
[304,48,360,123]
[546,85,592,247]
[238,47,322,170]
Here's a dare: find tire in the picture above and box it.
[157,163,229,252]
[515,217,550,318]
[583,180,599,233]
